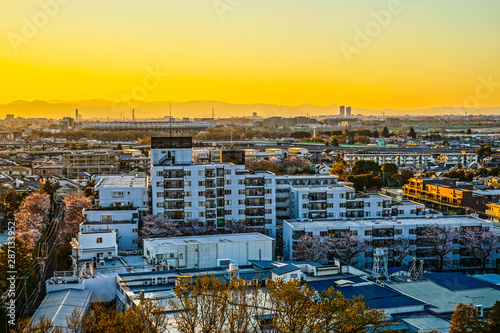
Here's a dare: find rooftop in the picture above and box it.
[95,175,148,189]
[144,232,274,246]
[32,289,93,328]
[285,215,491,229]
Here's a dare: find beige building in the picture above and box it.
[63,152,119,179]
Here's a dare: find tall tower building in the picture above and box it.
[346,106,352,117]
[339,105,345,117]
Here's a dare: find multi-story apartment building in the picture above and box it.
[485,203,500,226]
[283,216,500,270]
[80,175,149,250]
[63,151,119,178]
[151,137,276,237]
[403,178,488,216]
[275,175,340,221]
[343,153,434,168]
[290,187,427,220]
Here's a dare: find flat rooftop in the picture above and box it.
[95,175,148,189]
[285,215,491,229]
[144,232,273,246]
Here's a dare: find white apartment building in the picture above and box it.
[283,216,499,270]
[72,230,118,261]
[275,174,340,221]
[151,137,276,237]
[290,187,428,220]
[93,175,149,209]
[143,233,274,269]
[81,175,149,251]
[81,209,140,250]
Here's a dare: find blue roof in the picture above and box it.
[388,266,407,274]
[271,264,300,276]
[365,295,424,309]
[307,280,426,310]
[473,274,500,285]
[423,272,500,291]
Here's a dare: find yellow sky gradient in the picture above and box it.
[1,0,499,112]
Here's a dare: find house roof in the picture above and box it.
[270,264,300,276]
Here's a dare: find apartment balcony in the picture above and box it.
[245,180,265,187]
[164,171,184,179]
[309,194,327,201]
[309,213,327,219]
[164,181,184,189]
[246,199,265,207]
[246,209,265,217]
[164,192,184,200]
[246,189,264,197]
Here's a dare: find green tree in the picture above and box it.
[408,126,417,139]
[381,126,390,138]
[351,160,381,176]
[40,179,57,205]
[381,163,399,186]
[466,128,472,134]
[477,145,492,158]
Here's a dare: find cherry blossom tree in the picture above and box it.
[460,229,499,270]
[14,192,51,249]
[58,193,92,245]
[293,235,329,262]
[388,237,413,267]
[139,214,180,240]
[179,219,217,236]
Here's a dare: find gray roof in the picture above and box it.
[271,264,300,276]
[401,316,450,331]
[144,232,273,246]
[32,289,93,329]
[388,281,500,314]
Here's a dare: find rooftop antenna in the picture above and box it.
[371,248,388,281]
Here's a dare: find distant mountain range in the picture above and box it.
[0,100,499,120]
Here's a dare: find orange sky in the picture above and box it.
[1,0,499,111]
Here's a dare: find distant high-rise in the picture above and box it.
[132,109,135,122]
[339,105,345,117]
[75,109,78,121]
[346,106,352,117]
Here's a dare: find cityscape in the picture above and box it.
[1,1,500,332]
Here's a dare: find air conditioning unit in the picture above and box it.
[475,305,484,318]
[144,281,151,286]
[155,265,161,271]
[152,277,158,285]
[217,259,231,267]
[132,250,138,254]
[159,260,166,265]
[99,260,105,268]
[162,277,168,284]
[137,249,143,255]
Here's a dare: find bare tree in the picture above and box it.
[460,229,499,270]
[422,225,455,271]
[58,193,92,245]
[389,237,413,267]
[293,235,329,262]
[328,232,367,265]
[14,192,51,248]
[139,214,180,240]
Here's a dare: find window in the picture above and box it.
[97,238,103,243]
[328,194,333,199]
[132,228,138,233]
[239,210,245,215]
[157,202,164,208]
[302,194,308,199]
[198,170,204,176]
[225,170,232,175]
[184,202,192,208]
[156,171,164,177]
[225,180,232,185]
[102,215,112,222]
[364,202,370,207]
[365,230,372,236]
[179,253,183,259]
[185,191,191,197]
[198,201,205,207]
[238,179,244,185]
[157,192,164,198]
[395,229,402,235]
[302,204,308,209]
[225,200,232,205]
[238,189,245,195]
[199,212,205,217]
[156,182,163,187]
[239,199,245,205]
[185,181,191,186]
[184,170,191,176]
[113,191,124,197]
[198,191,205,197]
[185,212,192,218]
[339,203,346,208]
[198,181,205,186]
[224,190,232,195]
